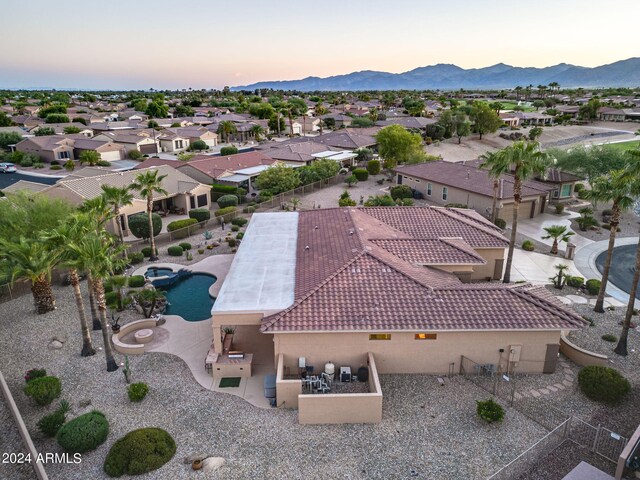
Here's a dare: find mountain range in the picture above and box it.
[232,58,640,91]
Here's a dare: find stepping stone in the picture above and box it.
[556,296,573,305]
[514,392,524,400]
[562,379,573,386]
[554,383,566,390]
[563,367,573,374]
[531,390,541,398]
[566,295,588,304]
[547,386,558,392]
[539,388,550,395]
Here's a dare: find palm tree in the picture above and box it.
[68,235,124,371]
[584,170,637,313]
[250,124,265,142]
[100,185,133,257]
[542,225,574,255]
[217,121,237,143]
[481,141,550,283]
[479,151,500,222]
[134,289,166,318]
[0,238,59,314]
[130,170,168,261]
[44,215,96,356]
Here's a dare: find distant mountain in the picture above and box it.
[232,58,640,91]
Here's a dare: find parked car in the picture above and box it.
[0,163,17,173]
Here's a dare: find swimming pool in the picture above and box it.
[596,244,639,300]
[158,273,217,321]
[145,267,174,277]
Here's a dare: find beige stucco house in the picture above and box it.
[15,136,126,163]
[210,207,585,424]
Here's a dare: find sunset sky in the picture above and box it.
[2,0,639,90]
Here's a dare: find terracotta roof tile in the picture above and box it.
[370,238,486,265]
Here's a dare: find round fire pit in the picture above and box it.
[134,328,154,344]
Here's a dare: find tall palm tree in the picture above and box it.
[541,225,574,255]
[100,185,134,257]
[68,234,124,371]
[481,141,550,283]
[217,121,237,143]
[0,238,59,314]
[584,170,637,313]
[479,151,500,222]
[250,124,265,142]
[130,170,168,261]
[44,215,96,356]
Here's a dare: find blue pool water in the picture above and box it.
[159,273,217,321]
[145,267,174,277]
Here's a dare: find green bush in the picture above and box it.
[555,204,564,214]
[601,209,612,217]
[178,242,192,251]
[50,165,62,170]
[129,252,144,265]
[37,400,70,437]
[25,368,47,383]
[128,276,145,288]
[364,194,396,207]
[494,218,507,229]
[231,225,239,232]
[231,217,248,227]
[140,247,157,258]
[601,334,617,342]
[24,376,61,406]
[390,185,413,200]
[128,150,143,160]
[215,206,237,222]
[217,194,239,209]
[167,246,183,256]
[585,279,601,295]
[189,140,208,151]
[96,160,111,167]
[167,218,198,239]
[445,203,469,208]
[353,168,369,181]
[522,240,535,251]
[578,366,630,404]
[476,399,505,423]
[127,382,149,402]
[236,232,244,240]
[227,238,237,247]
[103,427,176,477]
[242,206,256,214]
[574,183,584,193]
[366,159,381,175]
[105,291,118,307]
[57,410,109,453]
[566,276,584,288]
[220,145,238,156]
[128,213,161,240]
[188,208,210,223]
[211,183,238,201]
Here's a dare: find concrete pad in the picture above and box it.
[514,212,594,252]
[511,249,582,285]
[566,295,588,304]
[556,296,573,305]
[561,461,614,480]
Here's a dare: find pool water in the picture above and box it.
[596,245,639,300]
[146,267,174,277]
[159,273,217,321]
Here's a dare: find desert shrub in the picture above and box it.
[231,217,248,227]
[585,279,601,295]
[50,165,62,170]
[33,162,45,169]
[338,191,357,207]
[242,206,256,214]
[167,218,198,239]
[128,276,145,288]
[25,368,47,383]
[129,252,144,265]
[128,213,161,240]
[188,208,210,223]
[601,209,612,217]
[103,428,176,477]
[189,140,208,151]
[178,242,192,251]
[601,334,617,342]
[522,240,535,251]
[601,223,621,232]
[210,183,238,201]
[376,178,385,185]
[494,218,507,229]
[230,225,239,232]
[566,276,584,288]
[574,183,584,193]
[555,204,564,214]
[37,400,71,437]
[445,203,468,208]
[197,249,204,254]
[57,410,109,453]
[105,291,118,307]
[366,159,381,175]
[128,150,143,160]
[214,206,237,222]
[578,366,630,404]
[140,247,157,258]
[390,185,413,200]
[217,194,238,209]
[236,232,244,240]
[227,238,237,248]
[476,399,505,423]
[96,160,111,167]
[167,246,183,257]
[364,194,396,207]
[24,376,61,406]
[396,197,414,206]
[127,382,149,402]
[353,168,369,181]
[220,145,238,156]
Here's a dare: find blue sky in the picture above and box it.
[2,0,639,89]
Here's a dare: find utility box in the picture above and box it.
[565,243,576,260]
[509,345,522,363]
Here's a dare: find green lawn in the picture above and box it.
[603,140,640,152]
[498,101,537,112]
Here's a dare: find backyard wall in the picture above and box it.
[274,330,561,375]
[276,354,301,409]
[298,353,383,425]
[559,333,608,367]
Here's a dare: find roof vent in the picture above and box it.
[305,245,310,250]
[314,225,319,230]
[349,229,354,235]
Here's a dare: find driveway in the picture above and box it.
[514,211,594,252]
[510,249,582,284]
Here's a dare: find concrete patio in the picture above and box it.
[515,210,594,253]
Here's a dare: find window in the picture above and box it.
[189,196,196,209]
[427,183,432,196]
[560,184,572,198]
[197,194,208,207]
[415,333,437,340]
[414,179,421,183]
[552,188,559,199]
[369,334,391,341]
[175,140,184,149]
[442,187,448,201]
[57,151,70,160]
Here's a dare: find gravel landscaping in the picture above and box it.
[1,283,551,480]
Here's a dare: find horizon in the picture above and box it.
[2,0,640,90]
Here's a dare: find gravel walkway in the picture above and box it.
[0,283,549,480]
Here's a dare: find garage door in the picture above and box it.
[100,150,123,161]
[140,144,158,154]
[500,201,534,221]
[205,139,217,147]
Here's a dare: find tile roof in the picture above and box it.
[262,141,340,163]
[370,238,486,265]
[183,151,275,179]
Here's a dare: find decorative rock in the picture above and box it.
[202,457,225,473]
[183,453,208,464]
[48,340,63,350]
[52,334,68,343]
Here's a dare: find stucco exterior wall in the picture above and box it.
[276,354,302,409]
[473,248,505,281]
[177,165,214,185]
[274,330,561,375]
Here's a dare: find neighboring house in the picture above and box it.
[88,121,140,133]
[321,113,352,128]
[27,122,94,137]
[537,169,584,202]
[210,207,586,423]
[261,141,342,166]
[15,135,126,163]
[598,107,626,122]
[93,131,160,154]
[314,129,377,150]
[499,112,520,128]
[394,161,555,220]
[68,136,126,162]
[38,165,211,236]
[515,112,554,126]
[555,105,580,119]
[376,116,437,131]
[163,127,218,147]
[157,131,190,153]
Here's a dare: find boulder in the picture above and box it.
[52,334,67,343]
[183,453,208,464]
[48,340,63,350]
[202,457,225,473]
